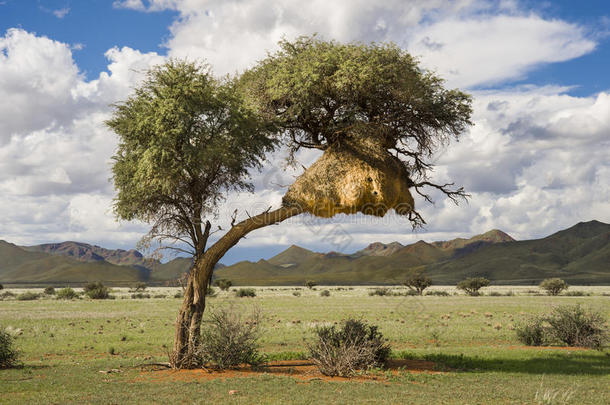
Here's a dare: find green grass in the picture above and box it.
[1,286,608,404]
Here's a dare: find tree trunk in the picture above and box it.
[171,206,301,368]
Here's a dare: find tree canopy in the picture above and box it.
[107,60,277,258]
[242,36,473,224]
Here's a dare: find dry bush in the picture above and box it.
[197,307,264,370]
[308,319,390,377]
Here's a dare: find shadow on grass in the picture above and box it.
[395,351,610,375]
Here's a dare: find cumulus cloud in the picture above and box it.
[1,2,608,260]
[0,29,164,247]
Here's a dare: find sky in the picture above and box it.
[1,0,609,264]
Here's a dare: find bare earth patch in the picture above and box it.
[134,359,441,384]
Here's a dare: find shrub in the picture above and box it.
[0,291,15,300]
[131,293,151,299]
[214,279,233,291]
[43,286,55,295]
[515,316,547,346]
[130,283,147,292]
[515,305,608,349]
[235,288,256,298]
[425,290,450,296]
[292,291,301,297]
[403,269,432,295]
[56,287,78,300]
[305,280,317,289]
[563,290,590,297]
[196,307,263,370]
[0,328,19,368]
[369,288,391,296]
[308,319,390,377]
[83,282,111,299]
[16,292,40,301]
[206,287,217,297]
[320,290,331,297]
[153,294,166,298]
[174,290,184,298]
[545,305,607,349]
[539,278,569,296]
[457,277,490,296]
[0,284,3,290]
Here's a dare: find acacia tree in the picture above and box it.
[109,37,473,369]
[107,60,296,368]
[242,37,472,225]
[404,269,432,295]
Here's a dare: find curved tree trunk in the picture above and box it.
[171,206,302,368]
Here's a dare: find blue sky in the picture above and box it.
[2,1,609,95]
[1,0,609,264]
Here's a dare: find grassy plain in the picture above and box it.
[1,286,609,404]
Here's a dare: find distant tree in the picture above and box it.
[133,283,147,292]
[539,278,569,296]
[457,277,490,296]
[43,286,55,295]
[403,269,432,295]
[0,284,3,291]
[214,279,233,291]
[305,280,318,289]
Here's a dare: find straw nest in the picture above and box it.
[282,130,414,218]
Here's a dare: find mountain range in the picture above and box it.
[0,220,608,286]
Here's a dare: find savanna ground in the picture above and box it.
[1,286,609,404]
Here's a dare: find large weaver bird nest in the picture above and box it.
[282,130,414,218]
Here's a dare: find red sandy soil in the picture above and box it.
[135,359,441,384]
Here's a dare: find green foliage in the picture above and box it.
[292,291,301,297]
[235,288,256,298]
[83,282,111,300]
[214,279,233,291]
[539,278,569,296]
[0,284,3,290]
[404,269,432,295]
[305,280,317,289]
[545,305,607,349]
[457,277,490,296]
[43,286,55,295]
[516,305,607,349]
[107,59,277,255]
[16,292,40,301]
[56,287,77,300]
[320,289,330,297]
[197,307,263,370]
[242,36,472,176]
[0,328,19,368]
[308,319,391,377]
[516,316,548,346]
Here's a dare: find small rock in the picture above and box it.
[228,390,238,395]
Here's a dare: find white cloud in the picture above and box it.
[1,2,608,259]
[53,7,70,19]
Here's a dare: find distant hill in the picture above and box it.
[23,241,158,270]
[214,221,610,285]
[1,221,608,285]
[0,240,149,284]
